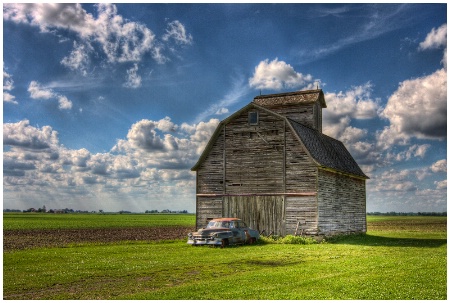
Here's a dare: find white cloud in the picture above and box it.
[419,23,447,51]
[3,3,96,37]
[162,20,193,45]
[28,81,55,99]
[28,81,73,111]
[431,159,447,173]
[3,3,193,75]
[60,41,92,76]
[434,180,447,190]
[378,68,447,150]
[95,4,155,64]
[323,83,379,146]
[249,58,315,90]
[3,120,59,150]
[386,144,431,162]
[58,96,73,110]
[124,64,142,89]
[3,69,18,104]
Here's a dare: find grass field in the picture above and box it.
[3,213,195,230]
[3,214,447,300]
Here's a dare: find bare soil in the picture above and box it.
[3,227,194,251]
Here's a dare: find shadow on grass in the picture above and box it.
[328,234,447,248]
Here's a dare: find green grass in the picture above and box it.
[3,213,195,230]
[3,216,447,300]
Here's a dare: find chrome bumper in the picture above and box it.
[187,238,223,245]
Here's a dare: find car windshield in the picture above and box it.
[207,221,232,228]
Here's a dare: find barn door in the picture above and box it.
[223,196,285,236]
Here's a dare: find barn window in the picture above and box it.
[248,111,258,125]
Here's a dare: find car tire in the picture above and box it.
[248,237,256,244]
[221,238,229,248]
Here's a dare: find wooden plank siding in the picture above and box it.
[317,169,367,235]
[285,196,318,235]
[223,195,285,236]
[224,109,285,193]
[196,196,223,229]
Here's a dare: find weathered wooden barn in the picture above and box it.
[191,89,368,236]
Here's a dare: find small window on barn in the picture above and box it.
[248,111,258,125]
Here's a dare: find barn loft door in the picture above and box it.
[223,195,285,236]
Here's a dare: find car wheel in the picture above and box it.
[248,237,256,244]
[221,239,229,248]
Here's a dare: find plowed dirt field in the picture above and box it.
[3,227,193,251]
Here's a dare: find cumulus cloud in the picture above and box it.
[249,58,316,90]
[377,68,447,149]
[3,3,96,36]
[3,69,18,104]
[431,159,447,173]
[3,120,59,150]
[377,24,447,150]
[114,116,219,161]
[57,96,73,110]
[323,83,379,146]
[28,81,55,100]
[434,180,447,189]
[418,24,447,51]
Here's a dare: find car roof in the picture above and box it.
[210,218,240,221]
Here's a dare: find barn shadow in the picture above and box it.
[328,234,447,248]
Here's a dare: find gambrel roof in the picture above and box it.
[192,101,368,180]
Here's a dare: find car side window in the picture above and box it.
[229,221,235,228]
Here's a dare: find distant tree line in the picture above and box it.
[4,206,190,214]
[367,211,447,216]
[145,209,189,214]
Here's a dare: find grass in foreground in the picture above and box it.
[3,216,447,300]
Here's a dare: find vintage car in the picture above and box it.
[187,218,260,247]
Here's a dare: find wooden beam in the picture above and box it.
[197,192,317,197]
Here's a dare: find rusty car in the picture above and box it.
[187,218,259,247]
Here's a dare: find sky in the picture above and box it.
[2,3,447,213]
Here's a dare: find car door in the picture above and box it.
[229,220,243,243]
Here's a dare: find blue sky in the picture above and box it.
[3,3,447,213]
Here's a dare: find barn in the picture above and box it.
[191,89,368,236]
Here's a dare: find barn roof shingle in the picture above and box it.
[287,119,368,179]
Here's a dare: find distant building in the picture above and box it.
[192,89,368,236]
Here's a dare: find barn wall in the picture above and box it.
[284,127,318,193]
[195,130,224,230]
[196,196,222,229]
[317,170,366,235]
[224,109,285,193]
[285,196,318,235]
[196,131,224,194]
[223,195,284,236]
